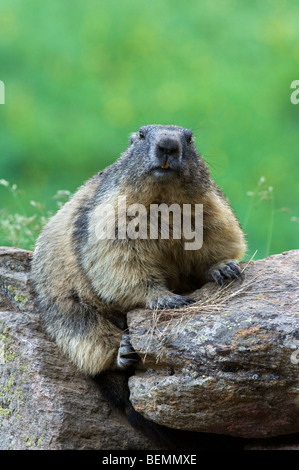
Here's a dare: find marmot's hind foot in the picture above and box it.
[117,333,139,370]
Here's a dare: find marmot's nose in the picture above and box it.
[157,137,180,157]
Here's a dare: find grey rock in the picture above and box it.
[128,250,299,439]
[0,247,154,450]
[1,246,298,449]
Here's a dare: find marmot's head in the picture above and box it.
[102,125,211,201]
[126,125,201,185]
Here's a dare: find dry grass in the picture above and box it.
[153,252,257,324]
[140,253,259,361]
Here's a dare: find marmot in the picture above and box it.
[31,124,246,447]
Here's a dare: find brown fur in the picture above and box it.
[31,125,246,376]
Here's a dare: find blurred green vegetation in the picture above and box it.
[0,0,298,258]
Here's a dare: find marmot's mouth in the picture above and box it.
[151,165,178,180]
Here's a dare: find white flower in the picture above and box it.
[258,176,265,185]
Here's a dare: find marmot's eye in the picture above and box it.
[185,131,193,144]
[139,130,145,139]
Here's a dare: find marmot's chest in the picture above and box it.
[154,238,196,292]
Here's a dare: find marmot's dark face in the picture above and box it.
[128,125,201,183]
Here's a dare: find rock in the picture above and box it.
[0,247,155,450]
[1,246,298,450]
[128,250,299,439]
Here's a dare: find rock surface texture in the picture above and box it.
[0,246,298,449]
[128,250,299,440]
[0,247,155,450]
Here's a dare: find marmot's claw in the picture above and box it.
[117,333,139,370]
[227,260,242,277]
[211,269,224,285]
[149,294,196,310]
[209,259,242,285]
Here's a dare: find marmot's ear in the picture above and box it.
[130,132,138,145]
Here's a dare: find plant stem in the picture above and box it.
[265,191,275,258]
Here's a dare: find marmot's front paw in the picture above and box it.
[208,259,242,286]
[117,333,139,370]
[149,293,196,310]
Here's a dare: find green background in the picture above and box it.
[0,0,298,259]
